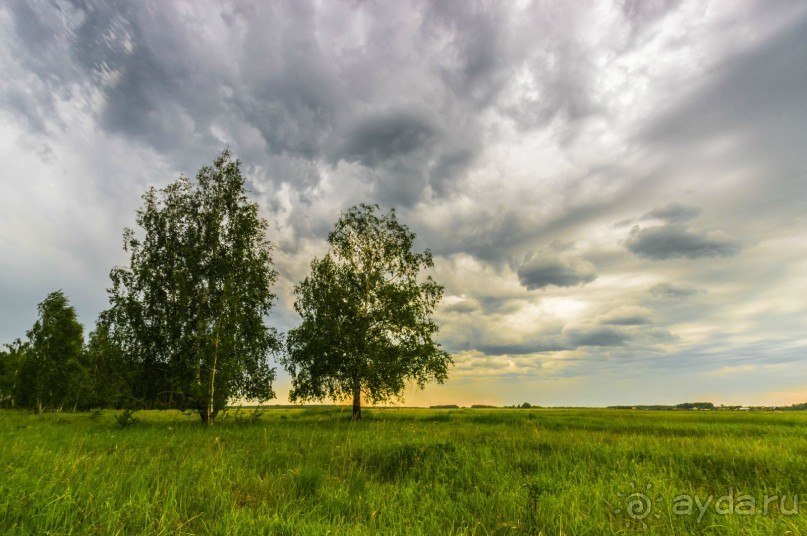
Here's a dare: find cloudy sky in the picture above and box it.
[2,0,806,407]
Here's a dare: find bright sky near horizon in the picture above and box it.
[1,0,806,407]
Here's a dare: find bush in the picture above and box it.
[114,408,139,428]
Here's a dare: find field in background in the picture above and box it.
[1,408,805,535]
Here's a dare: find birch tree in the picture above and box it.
[283,204,451,420]
[108,150,279,424]
[24,291,84,413]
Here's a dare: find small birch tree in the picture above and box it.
[283,204,451,420]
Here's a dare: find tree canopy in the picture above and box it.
[84,314,133,409]
[283,203,451,420]
[0,339,29,409]
[0,160,455,421]
[23,291,85,413]
[107,150,279,424]
[0,292,131,412]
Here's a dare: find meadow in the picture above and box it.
[1,407,805,535]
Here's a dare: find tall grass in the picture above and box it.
[1,408,805,534]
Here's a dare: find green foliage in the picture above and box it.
[223,405,267,426]
[22,291,85,413]
[84,316,132,409]
[0,292,122,413]
[107,150,279,424]
[114,408,139,428]
[1,408,806,535]
[676,401,716,410]
[283,204,451,420]
[0,339,29,409]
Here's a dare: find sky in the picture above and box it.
[1,0,806,407]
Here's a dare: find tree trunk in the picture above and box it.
[202,406,216,426]
[204,318,222,427]
[199,404,219,424]
[352,385,361,421]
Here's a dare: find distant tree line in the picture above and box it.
[607,402,717,411]
[0,151,452,424]
[0,293,128,412]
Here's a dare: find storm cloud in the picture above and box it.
[626,223,742,260]
[516,254,597,290]
[643,202,701,223]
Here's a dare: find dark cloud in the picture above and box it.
[565,326,630,347]
[2,0,496,207]
[475,342,567,356]
[456,318,676,358]
[643,202,701,223]
[328,105,478,204]
[442,299,480,315]
[648,283,705,300]
[626,223,742,260]
[2,0,228,169]
[336,109,437,169]
[602,314,651,326]
[423,0,510,107]
[328,107,463,206]
[2,0,80,133]
[418,193,624,268]
[231,2,341,161]
[639,8,807,225]
[476,296,524,316]
[645,12,807,156]
[516,254,597,290]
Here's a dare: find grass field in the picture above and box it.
[1,408,805,535]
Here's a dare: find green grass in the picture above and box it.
[1,408,805,535]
